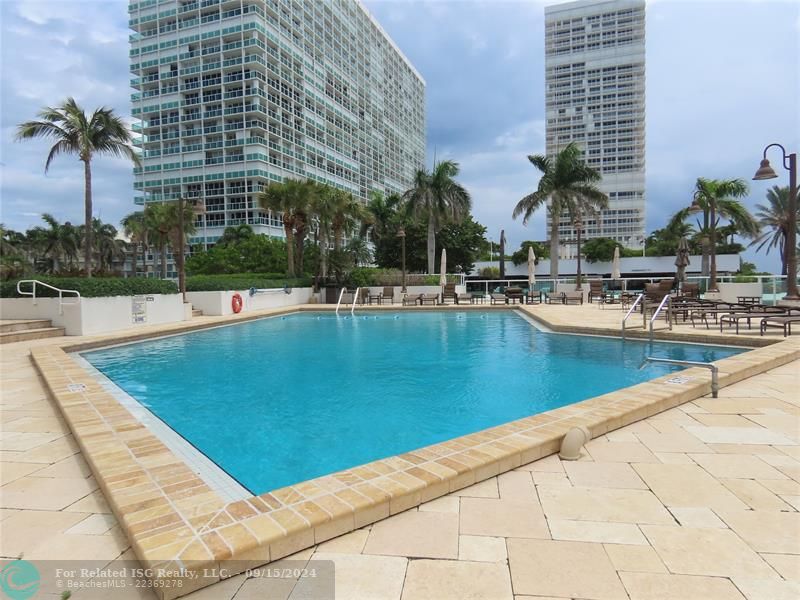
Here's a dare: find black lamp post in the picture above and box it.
[397,227,407,292]
[753,143,798,301]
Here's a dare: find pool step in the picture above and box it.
[192,309,203,317]
[0,320,65,344]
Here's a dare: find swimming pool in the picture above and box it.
[82,311,743,494]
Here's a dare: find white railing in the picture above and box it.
[16,280,81,315]
[621,293,645,340]
[351,287,360,316]
[334,287,347,316]
[649,294,673,342]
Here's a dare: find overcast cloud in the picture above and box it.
[1,0,798,271]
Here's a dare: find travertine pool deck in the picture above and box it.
[1,303,798,599]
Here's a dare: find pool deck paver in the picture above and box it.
[0,303,798,599]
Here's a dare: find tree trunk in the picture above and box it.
[140,242,146,277]
[781,241,788,276]
[284,220,295,278]
[295,221,305,275]
[83,159,93,277]
[708,202,718,291]
[160,242,167,278]
[427,218,435,274]
[320,227,328,278]
[575,223,583,290]
[177,199,186,302]
[549,209,559,280]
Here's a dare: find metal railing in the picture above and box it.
[649,294,673,342]
[16,280,81,316]
[621,293,645,340]
[334,287,347,316]
[351,287,360,316]
[639,357,719,398]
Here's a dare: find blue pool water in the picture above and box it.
[83,311,743,494]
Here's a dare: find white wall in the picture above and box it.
[708,282,763,304]
[186,287,314,316]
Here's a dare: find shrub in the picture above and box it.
[479,266,500,278]
[185,274,312,292]
[0,277,178,298]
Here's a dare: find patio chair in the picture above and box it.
[760,314,800,337]
[380,286,395,304]
[527,290,543,304]
[680,282,700,299]
[545,292,565,304]
[368,288,383,304]
[402,293,421,306]
[441,283,457,304]
[587,280,604,303]
[504,286,525,304]
[564,291,584,305]
[419,293,439,306]
[490,293,507,305]
[456,293,472,304]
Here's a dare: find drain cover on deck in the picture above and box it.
[67,383,86,392]
[665,376,692,385]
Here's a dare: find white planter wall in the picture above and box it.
[713,282,763,304]
[186,287,314,316]
[0,294,186,336]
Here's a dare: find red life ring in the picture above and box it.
[231,293,243,314]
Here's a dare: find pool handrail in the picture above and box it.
[16,279,81,316]
[334,287,347,316]
[351,287,360,316]
[649,294,673,342]
[639,356,719,398]
[621,293,645,340]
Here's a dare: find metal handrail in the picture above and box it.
[334,287,346,316]
[649,294,673,342]
[621,293,645,340]
[16,279,81,316]
[639,357,719,398]
[351,287,360,316]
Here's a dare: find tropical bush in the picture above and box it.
[479,266,500,278]
[185,274,311,292]
[0,277,177,298]
[186,234,287,275]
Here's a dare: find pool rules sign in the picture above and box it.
[132,295,147,324]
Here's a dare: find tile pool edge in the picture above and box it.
[30,321,800,599]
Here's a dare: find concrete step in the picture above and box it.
[0,319,53,333]
[0,327,65,344]
[192,309,203,317]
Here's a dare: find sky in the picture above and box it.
[1,0,798,271]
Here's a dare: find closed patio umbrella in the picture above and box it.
[528,246,536,288]
[611,246,621,280]
[439,248,447,287]
[675,237,691,284]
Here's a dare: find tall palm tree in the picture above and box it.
[35,213,79,272]
[165,200,197,300]
[310,185,337,279]
[513,143,606,279]
[564,192,608,290]
[258,179,315,277]
[751,186,796,276]
[216,224,254,247]
[15,98,141,277]
[403,160,471,274]
[121,211,149,276]
[81,219,124,273]
[670,178,757,290]
[362,191,402,244]
[144,203,172,278]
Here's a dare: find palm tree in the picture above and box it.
[513,143,606,279]
[35,213,79,272]
[81,219,124,273]
[564,192,608,290]
[144,203,172,278]
[258,179,316,277]
[165,200,197,300]
[751,186,796,276]
[362,191,402,244]
[671,178,757,290]
[15,98,141,277]
[403,160,471,274]
[216,224,254,247]
[310,185,337,279]
[121,211,149,276]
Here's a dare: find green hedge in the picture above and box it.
[185,274,312,292]
[0,277,178,298]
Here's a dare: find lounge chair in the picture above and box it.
[441,283,457,304]
[719,306,786,334]
[504,286,525,304]
[680,282,700,299]
[545,292,564,304]
[760,314,800,337]
[527,290,543,304]
[456,293,472,304]
[402,293,421,306]
[564,291,584,305]
[368,288,383,304]
[380,286,395,304]
[419,293,438,306]
[490,292,507,305]
[588,280,604,303]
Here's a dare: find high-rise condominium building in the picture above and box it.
[128,0,425,272]
[544,0,646,253]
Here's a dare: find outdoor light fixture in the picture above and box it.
[753,143,798,301]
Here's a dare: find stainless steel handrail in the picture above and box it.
[351,287,360,316]
[334,287,346,316]
[639,357,719,398]
[621,293,645,340]
[649,294,673,342]
[16,279,81,316]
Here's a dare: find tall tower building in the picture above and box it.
[128,0,425,272]
[544,0,646,253]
